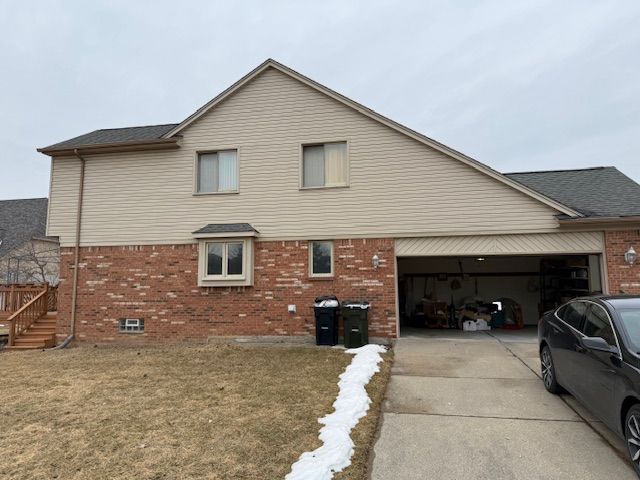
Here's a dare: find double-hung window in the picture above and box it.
[197,150,238,193]
[302,142,348,188]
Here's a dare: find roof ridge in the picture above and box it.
[0,197,48,202]
[504,166,614,175]
[94,123,179,132]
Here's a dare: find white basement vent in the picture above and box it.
[119,318,144,333]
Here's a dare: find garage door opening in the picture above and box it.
[397,254,603,334]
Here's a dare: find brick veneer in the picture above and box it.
[605,230,640,295]
[55,238,397,344]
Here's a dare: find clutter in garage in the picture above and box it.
[398,254,602,332]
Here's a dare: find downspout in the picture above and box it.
[50,149,85,349]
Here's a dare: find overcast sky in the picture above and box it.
[1,0,639,200]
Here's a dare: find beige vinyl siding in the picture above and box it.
[396,232,604,257]
[47,156,82,241]
[48,67,563,247]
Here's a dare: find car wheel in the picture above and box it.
[626,405,640,475]
[540,345,562,394]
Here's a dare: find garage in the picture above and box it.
[395,231,605,334]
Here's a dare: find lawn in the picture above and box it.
[0,343,388,480]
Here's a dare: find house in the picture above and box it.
[38,59,640,345]
[0,198,59,285]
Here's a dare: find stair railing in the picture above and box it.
[7,283,49,347]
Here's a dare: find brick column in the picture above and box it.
[604,230,640,295]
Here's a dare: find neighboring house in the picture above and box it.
[38,59,640,344]
[0,198,59,285]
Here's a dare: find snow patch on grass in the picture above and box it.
[286,344,387,480]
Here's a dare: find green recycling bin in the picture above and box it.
[341,300,370,348]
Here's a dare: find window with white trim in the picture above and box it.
[119,318,144,333]
[302,142,347,188]
[310,241,333,277]
[196,150,238,193]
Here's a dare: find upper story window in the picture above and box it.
[196,150,238,193]
[302,142,348,188]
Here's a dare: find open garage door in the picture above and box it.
[395,233,605,335]
[396,231,604,257]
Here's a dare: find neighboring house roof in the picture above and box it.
[0,198,54,257]
[505,167,640,218]
[38,59,580,218]
[193,223,259,235]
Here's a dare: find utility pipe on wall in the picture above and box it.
[69,149,86,341]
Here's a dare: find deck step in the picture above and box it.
[14,337,53,344]
[11,337,55,347]
[28,324,56,330]
[4,345,48,350]
[16,332,55,340]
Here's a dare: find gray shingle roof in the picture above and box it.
[41,124,178,151]
[0,198,53,257]
[193,223,259,235]
[505,167,640,217]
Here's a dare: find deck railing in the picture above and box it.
[6,284,50,347]
[0,284,44,314]
[47,285,58,312]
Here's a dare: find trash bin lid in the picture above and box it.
[313,295,339,308]
[342,300,370,309]
[314,295,338,303]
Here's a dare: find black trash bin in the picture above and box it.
[313,295,340,346]
[342,300,370,348]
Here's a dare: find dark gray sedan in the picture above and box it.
[538,296,640,476]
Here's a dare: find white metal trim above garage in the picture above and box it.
[395,231,604,257]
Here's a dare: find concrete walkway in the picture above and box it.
[372,328,636,479]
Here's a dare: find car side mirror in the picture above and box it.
[581,336,617,354]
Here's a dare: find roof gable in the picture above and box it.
[163,59,580,217]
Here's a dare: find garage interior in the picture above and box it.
[397,254,603,333]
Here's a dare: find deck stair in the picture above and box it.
[6,312,58,349]
[1,284,58,350]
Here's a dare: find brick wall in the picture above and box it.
[56,238,397,344]
[605,230,640,294]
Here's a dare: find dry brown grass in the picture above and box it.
[334,350,393,480]
[0,343,354,480]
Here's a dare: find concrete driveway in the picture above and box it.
[372,328,637,479]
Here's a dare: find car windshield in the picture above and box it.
[618,309,640,353]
